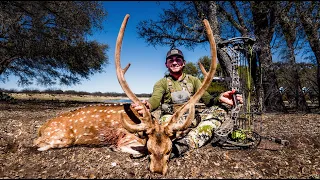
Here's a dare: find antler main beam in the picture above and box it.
[115,14,153,133]
[115,14,140,105]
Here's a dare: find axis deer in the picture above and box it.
[34,14,217,175]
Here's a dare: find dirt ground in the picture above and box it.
[0,99,319,179]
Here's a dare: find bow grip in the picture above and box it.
[232,91,242,106]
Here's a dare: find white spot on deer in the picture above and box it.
[74,119,78,123]
[104,110,107,112]
[71,114,74,117]
[93,109,97,112]
[69,119,72,122]
[76,112,80,115]
[70,126,73,129]
[91,115,95,118]
[99,110,103,112]
[86,110,91,114]
[80,119,84,123]
[107,115,111,118]
[49,140,55,146]
[95,115,100,118]
[74,129,77,133]
[81,111,85,114]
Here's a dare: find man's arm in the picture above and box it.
[148,79,167,111]
[131,78,167,114]
[192,76,242,107]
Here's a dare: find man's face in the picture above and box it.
[165,55,185,73]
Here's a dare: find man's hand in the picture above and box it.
[131,100,151,115]
[219,89,243,106]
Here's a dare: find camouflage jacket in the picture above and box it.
[148,73,220,111]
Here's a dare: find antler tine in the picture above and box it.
[165,19,217,134]
[198,62,208,77]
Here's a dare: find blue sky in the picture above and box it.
[1,1,212,94]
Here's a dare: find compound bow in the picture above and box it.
[211,37,289,149]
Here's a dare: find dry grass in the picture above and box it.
[7,92,150,102]
[0,97,319,178]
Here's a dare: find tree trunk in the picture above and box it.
[296,1,320,107]
[288,48,311,112]
[277,2,310,112]
[194,1,234,85]
[251,1,287,112]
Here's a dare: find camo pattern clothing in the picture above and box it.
[159,105,228,150]
[146,73,229,156]
[147,73,220,112]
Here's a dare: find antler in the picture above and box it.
[114,14,217,175]
[165,19,218,136]
[115,14,154,133]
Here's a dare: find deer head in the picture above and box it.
[115,14,217,175]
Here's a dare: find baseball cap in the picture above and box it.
[166,48,184,60]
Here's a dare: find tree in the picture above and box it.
[0,1,109,87]
[276,2,310,112]
[249,1,287,112]
[182,56,228,95]
[217,1,288,112]
[137,1,287,112]
[183,61,199,77]
[296,1,320,106]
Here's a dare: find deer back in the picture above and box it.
[34,103,146,154]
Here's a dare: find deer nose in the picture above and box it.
[151,166,167,175]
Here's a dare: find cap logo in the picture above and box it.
[171,49,179,54]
